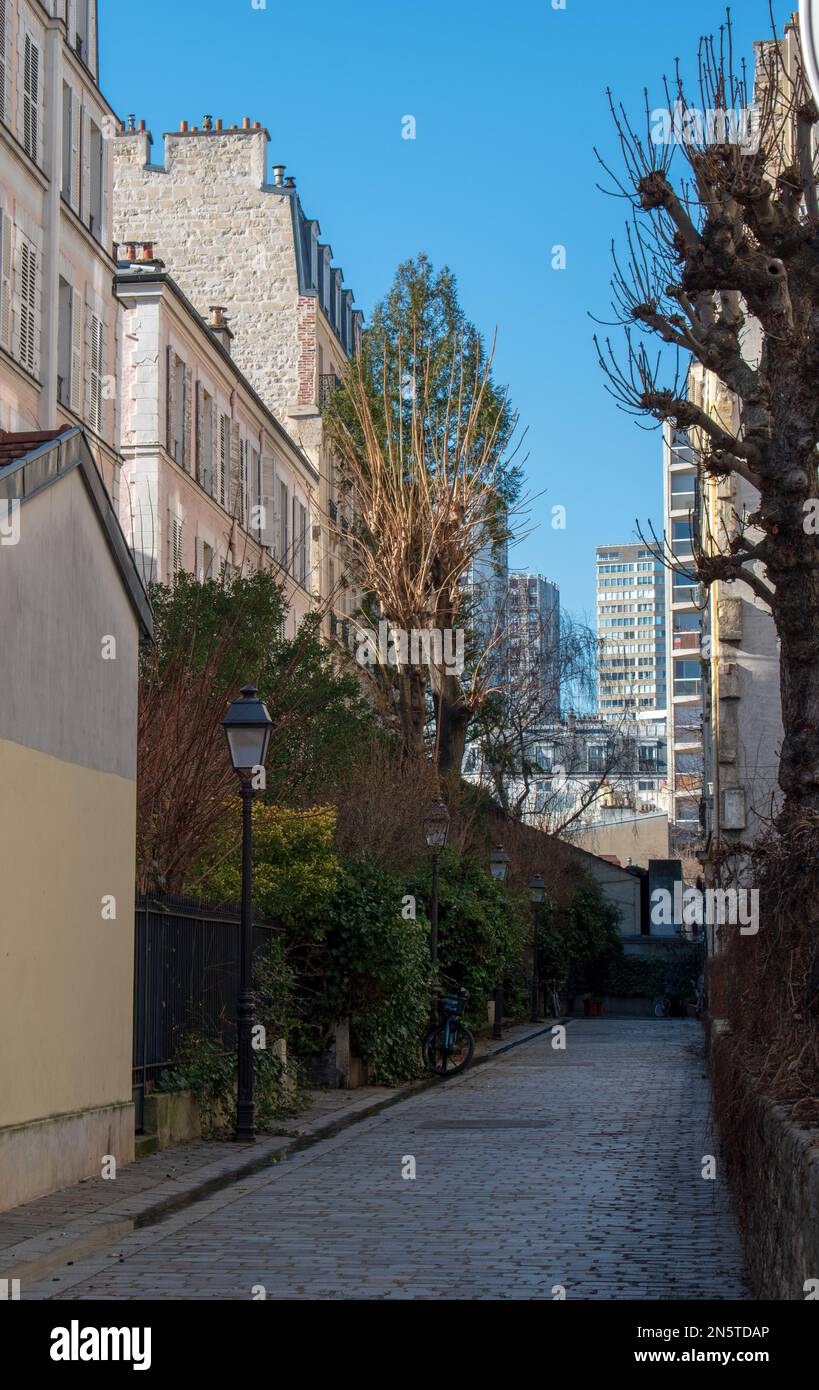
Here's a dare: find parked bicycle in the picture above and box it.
[543,980,562,1019]
[423,984,475,1076]
[693,973,707,1017]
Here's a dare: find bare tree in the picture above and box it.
[327,332,521,775]
[595,9,819,826]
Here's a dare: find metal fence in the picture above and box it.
[132,892,277,1131]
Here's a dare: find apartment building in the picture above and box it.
[662,425,706,851]
[115,246,319,630]
[0,1,121,499]
[689,356,783,857]
[596,542,667,720]
[111,118,361,631]
[504,572,560,720]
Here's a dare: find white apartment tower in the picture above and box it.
[596,542,667,721]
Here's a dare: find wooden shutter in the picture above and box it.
[0,1,7,124]
[261,455,276,548]
[23,35,39,163]
[230,421,241,520]
[81,106,91,228]
[87,310,102,433]
[70,90,81,214]
[169,512,183,582]
[0,209,11,350]
[194,381,202,482]
[251,448,261,538]
[183,365,192,472]
[166,346,176,458]
[209,397,218,497]
[218,410,228,507]
[70,287,82,412]
[18,239,38,373]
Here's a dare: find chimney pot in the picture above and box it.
[242,116,250,130]
[208,306,234,354]
[138,119,146,132]
[203,114,213,131]
[272,164,285,186]
[216,118,223,130]
[180,120,188,132]
[139,242,155,262]
[127,113,136,132]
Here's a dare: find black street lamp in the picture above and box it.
[489,846,510,1039]
[529,873,546,1024]
[423,800,450,968]
[221,684,273,1144]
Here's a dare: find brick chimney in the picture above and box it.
[208,305,234,355]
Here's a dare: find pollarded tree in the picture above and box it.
[595,11,819,826]
[325,255,522,775]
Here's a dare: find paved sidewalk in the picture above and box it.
[18,1019,748,1300]
[1,1019,550,1288]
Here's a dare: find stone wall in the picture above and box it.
[711,1020,819,1299]
[112,128,303,419]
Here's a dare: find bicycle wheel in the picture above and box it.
[653,996,671,1019]
[422,1023,475,1076]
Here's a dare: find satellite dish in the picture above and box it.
[800,0,819,112]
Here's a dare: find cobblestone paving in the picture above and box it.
[27,1020,748,1300]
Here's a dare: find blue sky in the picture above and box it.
[99,0,794,620]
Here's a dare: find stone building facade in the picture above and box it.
[115,246,319,632]
[0,0,122,499]
[111,118,361,630]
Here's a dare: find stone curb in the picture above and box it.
[5,1019,558,1288]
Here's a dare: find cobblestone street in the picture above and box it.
[28,1020,748,1301]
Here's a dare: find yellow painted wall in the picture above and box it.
[0,738,136,1129]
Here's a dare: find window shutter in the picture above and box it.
[230,421,241,519]
[251,448,261,538]
[210,398,218,498]
[70,287,82,412]
[166,346,176,458]
[194,381,202,482]
[0,209,11,350]
[70,90,81,214]
[81,107,91,227]
[86,309,102,433]
[168,512,183,582]
[218,410,228,507]
[0,1,7,124]
[23,35,39,163]
[18,238,38,374]
[261,454,276,548]
[183,365,192,472]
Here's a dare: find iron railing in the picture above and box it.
[132,892,279,1131]
[318,373,341,408]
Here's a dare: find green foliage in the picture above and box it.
[407,849,530,1026]
[145,570,375,804]
[193,805,340,930]
[601,950,704,1000]
[299,860,431,1086]
[326,253,520,510]
[560,873,624,999]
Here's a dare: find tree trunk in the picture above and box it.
[435,674,471,775]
